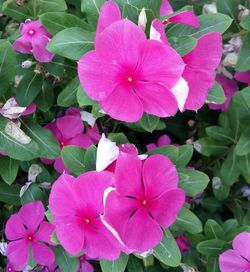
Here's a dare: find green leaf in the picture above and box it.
[204,219,224,239]
[178,168,209,197]
[153,229,181,267]
[16,72,43,107]
[122,3,139,24]
[175,144,193,167]
[21,184,46,205]
[61,146,86,175]
[39,0,67,13]
[235,126,250,156]
[54,246,78,272]
[222,219,238,235]
[35,81,54,112]
[205,126,234,145]
[147,145,179,163]
[20,118,60,159]
[216,0,240,22]
[108,133,129,145]
[77,85,98,107]
[139,114,160,133]
[207,81,226,104]
[127,255,143,272]
[2,0,32,20]
[236,33,250,71]
[237,154,250,183]
[0,117,40,161]
[81,0,105,25]
[0,157,19,185]
[57,77,79,107]
[207,257,220,272]
[168,13,232,38]
[240,13,250,30]
[197,239,225,256]
[175,207,203,234]
[84,145,97,171]
[0,182,21,205]
[0,39,16,96]
[169,36,197,56]
[39,12,90,35]
[100,253,129,272]
[47,27,95,60]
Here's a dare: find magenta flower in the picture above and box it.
[49,172,122,260]
[78,255,94,272]
[104,153,185,253]
[209,74,238,111]
[13,19,54,63]
[235,71,250,85]
[147,134,171,151]
[160,0,173,15]
[42,115,94,173]
[5,201,55,271]
[176,235,190,254]
[219,232,250,272]
[78,2,185,122]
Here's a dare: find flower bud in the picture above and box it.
[21,60,33,69]
[203,2,217,14]
[138,8,147,31]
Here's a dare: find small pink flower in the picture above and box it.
[235,71,250,85]
[78,255,94,272]
[5,201,55,271]
[13,19,54,63]
[219,232,250,272]
[176,235,190,254]
[42,115,94,173]
[49,172,122,260]
[78,1,185,122]
[147,134,171,151]
[209,74,238,111]
[104,153,185,253]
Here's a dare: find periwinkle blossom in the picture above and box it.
[176,235,190,254]
[78,1,185,122]
[209,74,238,111]
[235,71,250,85]
[219,232,250,272]
[146,134,171,151]
[49,172,122,260]
[104,153,185,253]
[13,19,54,63]
[5,201,55,271]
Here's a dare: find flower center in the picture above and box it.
[60,141,65,149]
[8,268,13,272]
[142,200,148,206]
[84,218,90,224]
[28,29,35,35]
[27,235,33,242]
[127,76,133,83]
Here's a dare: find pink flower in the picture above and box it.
[78,255,94,272]
[235,71,250,85]
[42,115,94,173]
[78,2,185,122]
[13,19,54,63]
[176,235,190,254]
[49,172,122,260]
[104,153,185,253]
[147,134,171,151]
[160,0,173,15]
[209,74,238,111]
[5,201,55,271]
[219,232,250,272]
[182,32,223,111]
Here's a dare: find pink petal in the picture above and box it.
[150,19,170,45]
[35,222,55,245]
[66,134,93,149]
[119,144,138,155]
[49,173,77,217]
[124,208,163,253]
[18,201,45,233]
[135,82,178,117]
[100,84,143,122]
[45,122,62,142]
[13,35,32,54]
[96,0,121,35]
[168,11,200,28]
[143,154,178,199]
[54,157,70,174]
[7,240,29,271]
[86,125,101,144]
[219,249,249,272]
[5,215,26,240]
[83,218,121,260]
[32,241,55,266]
[183,32,222,72]
[81,261,94,272]
[95,19,146,68]
[115,152,143,198]
[22,103,36,116]
[176,235,190,253]
[235,71,250,85]
[183,67,215,111]
[232,232,250,261]
[73,171,114,214]
[78,51,120,101]
[32,35,54,63]
[160,0,173,15]
[40,157,54,164]
[56,115,84,141]
[157,135,171,146]
[148,189,185,228]
[138,40,185,89]
[146,143,157,151]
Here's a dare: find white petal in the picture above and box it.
[80,110,96,127]
[20,182,32,197]
[150,25,161,42]
[28,164,42,182]
[138,8,147,31]
[0,242,7,256]
[170,77,189,112]
[96,134,119,172]
[138,154,148,160]
[103,186,115,207]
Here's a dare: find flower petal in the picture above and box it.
[235,71,250,85]
[100,84,143,122]
[18,201,45,233]
[54,157,69,174]
[160,0,173,15]
[150,19,170,45]
[66,134,93,149]
[135,82,178,117]
[232,232,250,261]
[7,240,29,271]
[13,35,32,54]
[168,11,200,28]
[5,214,26,240]
[148,189,185,228]
[32,35,54,63]
[170,76,189,111]
[143,154,179,199]
[35,222,55,245]
[32,241,55,266]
